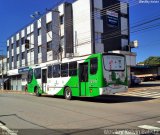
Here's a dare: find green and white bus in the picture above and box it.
[27,53,128,100]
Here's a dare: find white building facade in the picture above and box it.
[6,0,132,91]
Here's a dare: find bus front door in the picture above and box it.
[79,63,89,96]
[42,69,47,93]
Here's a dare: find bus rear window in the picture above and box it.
[103,55,125,71]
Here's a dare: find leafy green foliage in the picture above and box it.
[137,61,144,65]
[143,56,160,65]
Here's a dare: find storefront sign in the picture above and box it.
[107,11,119,28]
[18,67,29,74]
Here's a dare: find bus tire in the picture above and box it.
[35,87,41,97]
[64,87,72,100]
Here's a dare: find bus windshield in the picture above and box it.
[103,54,125,71]
[28,69,33,83]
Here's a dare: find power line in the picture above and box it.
[7,0,136,46]
[10,14,160,64]
[64,0,138,29]
[70,19,160,48]
[6,0,160,67]
[131,23,160,33]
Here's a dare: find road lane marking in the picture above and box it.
[146,99,160,103]
[118,91,160,99]
[138,125,160,131]
[121,92,153,95]
[125,92,159,96]
[147,93,160,96]
[0,123,17,135]
[154,95,160,98]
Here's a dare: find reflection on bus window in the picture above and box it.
[53,65,60,78]
[69,62,77,76]
[28,69,33,83]
[34,68,41,79]
[90,58,98,75]
[61,63,68,77]
[48,66,52,78]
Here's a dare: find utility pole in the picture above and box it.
[29,25,31,66]
[2,56,4,90]
[2,57,4,90]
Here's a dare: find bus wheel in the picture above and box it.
[64,87,72,100]
[35,87,41,97]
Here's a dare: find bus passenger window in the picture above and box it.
[61,63,68,77]
[90,58,98,75]
[53,65,60,78]
[28,69,33,83]
[34,68,41,79]
[69,62,77,76]
[48,66,52,78]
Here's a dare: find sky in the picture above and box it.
[0,0,160,63]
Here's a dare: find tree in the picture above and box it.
[143,56,160,65]
[137,61,144,65]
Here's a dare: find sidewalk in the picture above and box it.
[0,90,27,94]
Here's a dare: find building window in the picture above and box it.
[16,40,19,47]
[21,37,25,45]
[30,48,34,52]
[38,28,41,36]
[47,41,52,52]
[7,46,9,51]
[12,56,14,62]
[22,52,25,59]
[0,64,2,73]
[38,46,42,54]
[17,54,19,61]
[46,22,52,32]
[60,15,64,25]
[11,44,14,49]
[7,58,9,63]
[27,32,33,38]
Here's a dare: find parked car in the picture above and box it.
[131,76,141,85]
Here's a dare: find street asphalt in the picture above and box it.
[0,81,160,135]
